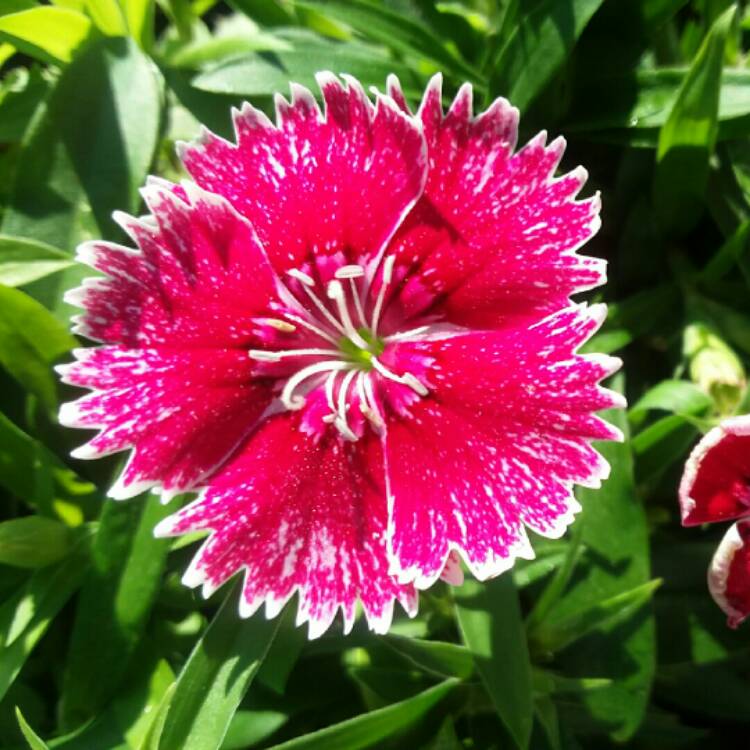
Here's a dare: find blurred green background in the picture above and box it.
[1,0,750,748]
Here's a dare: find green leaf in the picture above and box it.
[384,635,474,680]
[654,5,737,232]
[294,0,481,83]
[0,66,51,144]
[0,410,96,522]
[569,67,750,132]
[157,587,281,750]
[454,574,533,750]
[136,682,176,750]
[192,30,420,100]
[0,284,76,411]
[3,37,161,319]
[700,217,750,282]
[0,516,73,568]
[530,579,662,655]
[119,0,155,50]
[490,0,607,110]
[0,537,89,704]
[0,235,75,287]
[0,7,91,64]
[221,710,288,750]
[48,653,174,749]
[80,0,127,36]
[628,379,713,423]
[265,679,457,750]
[539,396,656,741]
[15,706,50,750]
[60,494,173,727]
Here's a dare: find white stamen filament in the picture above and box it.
[327,280,370,349]
[370,255,395,335]
[281,361,350,410]
[371,357,428,396]
[334,369,359,440]
[248,347,338,363]
[385,325,430,342]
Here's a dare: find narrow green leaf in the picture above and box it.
[491,0,606,110]
[221,710,288,750]
[15,707,50,750]
[3,37,161,319]
[295,0,481,83]
[0,516,73,568]
[0,284,76,411]
[525,523,585,632]
[384,635,474,680]
[569,67,750,133]
[0,410,96,522]
[47,653,174,749]
[700,217,750,282]
[0,66,51,144]
[265,680,457,750]
[654,5,737,232]
[0,538,90,703]
[540,396,656,741]
[81,0,127,36]
[136,682,176,750]
[0,235,75,287]
[192,31,420,100]
[119,0,155,50]
[61,494,172,727]
[628,380,713,423]
[454,574,533,750]
[530,579,662,655]
[0,7,91,64]
[158,587,281,750]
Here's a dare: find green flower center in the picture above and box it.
[339,328,385,370]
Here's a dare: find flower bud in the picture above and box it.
[684,323,746,414]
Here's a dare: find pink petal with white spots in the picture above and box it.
[179,73,428,275]
[59,347,272,498]
[679,415,750,527]
[67,183,278,348]
[384,304,622,588]
[155,414,417,638]
[386,74,604,330]
[708,520,750,629]
[59,183,281,496]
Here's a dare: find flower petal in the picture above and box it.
[387,74,604,329]
[155,414,417,638]
[384,304,622,588]
[59,347,272,498]
[708,520,750,628]
[68,181,278,348]
[679,415,750,526]
[178,73,428,275]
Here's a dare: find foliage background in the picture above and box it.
[1,0,750,748]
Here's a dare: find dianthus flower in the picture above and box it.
[680,415,750,627]
[58,73,622,637]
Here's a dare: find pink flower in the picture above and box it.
[680,415,750,628]
[58,73,622,637]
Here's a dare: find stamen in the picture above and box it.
[248,348,339,362]
[281,361,350,410]
[327,280,370,349]
[371,357,428,396]
[349,278,366,327]
[253,317,297,333]
[334,369,359,441]
[334,265,365,279]
[370,255,396,335]
[357,372,383,428]
[287,268,315,286]
[282,312,340,346]
[384,325,430,342]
